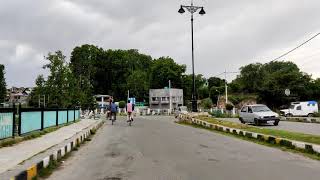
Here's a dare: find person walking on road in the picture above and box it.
[110,100,118,121]
[126,100,134,122]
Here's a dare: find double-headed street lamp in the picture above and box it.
[178,2,206,112]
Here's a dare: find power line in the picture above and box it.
[270,32,320,62]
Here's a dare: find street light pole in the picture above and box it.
[178,2,206,112]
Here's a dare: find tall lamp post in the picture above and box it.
[178,2,206,112]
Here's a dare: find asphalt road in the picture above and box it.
[47,116,320,180]
[217,118,320,136]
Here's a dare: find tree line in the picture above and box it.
[4,43,320,110]
[229,61,320,109]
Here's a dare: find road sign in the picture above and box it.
[285,89,290,96]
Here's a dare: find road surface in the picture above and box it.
[217,118,320,136]
[47,116,320,180]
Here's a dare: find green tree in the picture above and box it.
[127,70,149,101]
[237,63,264,93]
[150,57,186,89]
[209,86,224,105]
[0,65,7,103]
[233,61,314,108]
[28,75,46,107]
[200,98,213,109]
[198,86,209,99]
[207,77,225,90]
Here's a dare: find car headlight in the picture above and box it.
[259,116,263,119]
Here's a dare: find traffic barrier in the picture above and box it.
[10,120,104,180]
[178,114,320,156]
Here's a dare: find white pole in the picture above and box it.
[169,80,172,114]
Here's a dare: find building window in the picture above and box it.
[162,97,166,101]
[152,97,156,101]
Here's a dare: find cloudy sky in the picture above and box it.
[1,0,320,87]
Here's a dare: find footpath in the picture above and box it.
[0,118,101,178]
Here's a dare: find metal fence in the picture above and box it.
[18,106,80,135]
[0,107,16,140]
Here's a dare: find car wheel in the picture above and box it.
[308,113,314,117]
[273,120,279,126]
[239,117,245,124]
[286,113,293,117]
[254,119,260,126]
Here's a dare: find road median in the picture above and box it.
[178,114,320,159]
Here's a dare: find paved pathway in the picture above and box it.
[47,116,320,180]
[0,119,97,174]
[217,118,320,136]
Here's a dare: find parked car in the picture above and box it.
[239,104,280,126]
[280,101,318,117]
[175,106,188,118]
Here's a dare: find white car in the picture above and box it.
[280,101,318,117]
[239,104,280,126]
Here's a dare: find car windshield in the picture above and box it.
[252,106,271,112]
[289,105,295,109]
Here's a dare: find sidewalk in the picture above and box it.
[0,119,98,174]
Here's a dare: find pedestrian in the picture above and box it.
[110,100,118,121]
[126,100,134,122]
[107,98,112,120]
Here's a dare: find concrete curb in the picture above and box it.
[10,121,104,180]
[178,114,320,155]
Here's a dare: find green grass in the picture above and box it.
[178,121,320,161]
[198,116,320,145]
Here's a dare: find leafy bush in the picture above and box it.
[200,98,213,109]
[210,110,231,118]
[119,101,126,108]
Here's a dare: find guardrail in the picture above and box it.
[18,106,80,135]
[0,106,16,140]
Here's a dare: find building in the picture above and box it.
[7,87,33,105]
[149,88,183,110]
[94,95,112,109]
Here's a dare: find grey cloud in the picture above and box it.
[1,0,320,86]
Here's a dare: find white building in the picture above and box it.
[149,88,183,110]
[94,95,111,109]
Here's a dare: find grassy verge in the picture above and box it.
[178,121,320,161]
[0,120,81,148]
[198,116,320,145]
